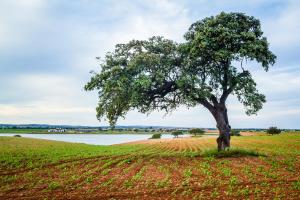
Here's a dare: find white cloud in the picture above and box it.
[264,0,300,48]
[1,0,300,128]
[0,0,46,51]
[69,0,190,73]
[2,73,87,104]
[253,68,300,97]
[117,106,215,128]
[0,0,192,125]
[0,72,99,125]
[0,104,96,125]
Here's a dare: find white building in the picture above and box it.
[47,128,66,133]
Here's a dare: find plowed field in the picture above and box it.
[1,133,300,199]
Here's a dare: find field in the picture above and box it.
[0,129,49,134]
[0,133,300,199]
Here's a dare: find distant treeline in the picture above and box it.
[1,124,299,132]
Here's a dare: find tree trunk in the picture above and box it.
[198,99,231,151]
[213,104,231,151]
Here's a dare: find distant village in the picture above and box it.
[47,128,67,133]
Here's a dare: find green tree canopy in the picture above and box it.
[172,130,183,138]
[189,128,205,136]
[266,127,281,135]
[85,12,276,150]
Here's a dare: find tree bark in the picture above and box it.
[213,104,231,151]
[198,98,231,151]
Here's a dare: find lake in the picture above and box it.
[0,133,178,145]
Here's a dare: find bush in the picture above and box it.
[266,127,281,135]
[189,128,205,136]
[150,133,161,139]
[172,130,183,138]
[231,129,241,136]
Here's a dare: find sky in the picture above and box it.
[0,0,300,128]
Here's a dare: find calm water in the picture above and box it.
[0,133,176,145]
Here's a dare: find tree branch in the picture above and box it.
[220,87,233,104]
[210,95,218,106]
[146,81,177,101]
[189,95,216,114]
[199,99,216,113]
[220,70,249,104]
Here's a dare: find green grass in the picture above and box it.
[231,132,300,155]
[202,148,263,158]
[0,128,48,134]
[47,181,60,190]
[1,132,300,170]
[0,137,146,169]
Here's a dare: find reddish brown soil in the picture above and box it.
[1,154,299,200]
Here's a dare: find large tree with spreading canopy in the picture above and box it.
[85,12,276,151]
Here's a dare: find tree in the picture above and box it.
[266,127,281,135]
[231,129,241,136]
[150,133,162,139]
[85,12,276,151]
[189,128,205,136]
[172,130,183,138]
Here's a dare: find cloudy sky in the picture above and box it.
[1,0,300,128]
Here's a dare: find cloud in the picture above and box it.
[228,100,300,129]
[0,104,96,125]
[1,73,86,104]
[0,0,191,125]
[0,0,190,75]
[253,67,300,99]
[117,106,215,128]
[69,0,190,73]
[0,0,46,51]
[264,0,300,48]
[0,0,299,128]
[0,72,98,125]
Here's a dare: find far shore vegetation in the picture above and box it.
[0,127,299,135]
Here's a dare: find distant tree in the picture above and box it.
[172,130,183,138]
[189,128,205,136]
[85,12,276,151]
[266,127,281,135]
[231,129,241,136]
[13,135,21,137]
[150,133,161,139]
